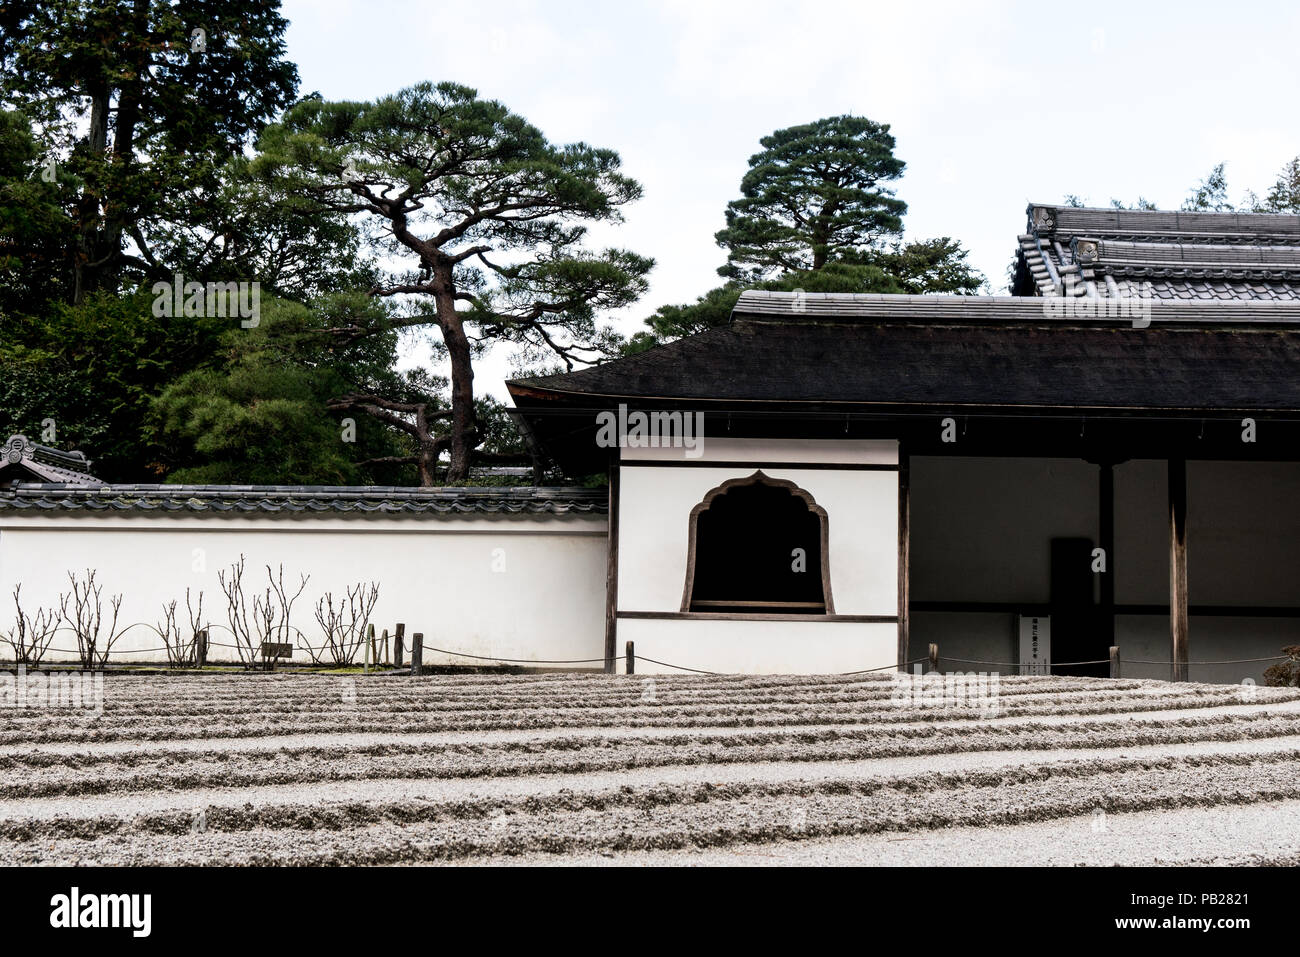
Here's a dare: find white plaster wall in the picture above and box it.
[612,438,899,674]
[619,617,895,675]
[910,456,1300,684]
[911,456,1099,605]
[0,513,607,667]
[627,437,899,465]
[618,439,899,616]
[909,611,1015,673]
[1187,460,1300,606]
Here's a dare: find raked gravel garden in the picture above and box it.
[3,672,1300,866]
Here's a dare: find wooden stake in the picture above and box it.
[1109,645,1121,680]
[625,640,634,675]
[394,623,405,668]
[410,633,423,677]
[1099,462,1115,652]
[928,643,939,674]
[898,447,911,672]
[196,628,208,668]
[604,462,620,675]
[1169,458,1189,682]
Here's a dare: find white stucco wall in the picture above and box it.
[619,618,896,675]
[615,439,900,674]
[0,512,608,668]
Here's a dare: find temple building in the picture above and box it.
[5,205,1299,682]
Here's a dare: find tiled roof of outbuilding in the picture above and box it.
[1011,204,1300,300]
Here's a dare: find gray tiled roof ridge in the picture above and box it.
[0,483,609,515]
[1029,202,1300,234]
[731,290,1300,322]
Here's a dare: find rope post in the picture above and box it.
[625,640,634,675]
[928,643,939,674]
[410,633,423,677]
[394,623,405,668]
[196,629,208,668]
[1109,645,1121,680]
[366,623,375,674]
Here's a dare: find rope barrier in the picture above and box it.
[8,631,1294,676]
[1122,655,1288,666]
[940,656,1112,668]
[419,643,622,666]
[625,655,719,676]
[839,657,930,675]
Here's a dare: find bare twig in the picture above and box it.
[2,585,62,666]
[306,582,381,667]
[59,570,126,670]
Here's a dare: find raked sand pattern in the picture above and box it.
[3,672,1300,866]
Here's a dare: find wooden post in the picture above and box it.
[928,643,939,674]
[1109,645,1121,680]
[1169,458,1189,682]
[603,461,620,675]
[1099,461,1115,652]
[625,640,634,675]
[380,628,389,667]
[394,623,405,668]
[410,633,423,677]
[898,447,911,671]
[196,628,208,668]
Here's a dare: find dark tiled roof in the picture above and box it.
[1011,204,1300,300]
[0,435,101,485]
[508,292,1300,412]
[0,484,607,515]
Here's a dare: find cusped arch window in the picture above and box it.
[681,471,834,614]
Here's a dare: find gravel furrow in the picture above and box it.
[6,748,1299,865]
[5,672,1297,865]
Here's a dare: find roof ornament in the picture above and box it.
[1031,206,1056,232]
[5,435,32,465]
[1074,239,1100,264]
[1,434,100,485]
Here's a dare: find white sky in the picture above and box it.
[281,0,1300,397]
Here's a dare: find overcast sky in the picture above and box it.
[281,0,1300,394]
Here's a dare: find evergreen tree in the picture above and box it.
[252,81,652,482]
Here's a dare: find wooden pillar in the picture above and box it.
[897,446,910,670]
[394,623,405,668]
[410,633,423,677]
[603,461,620,675]
[1168,458,1189,682]
[625,640,635,675]
[1109,645,1121,679]
[1098,461,1115,651]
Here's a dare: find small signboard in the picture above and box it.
[1017,616,1050,675]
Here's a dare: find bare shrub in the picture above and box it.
[157,589,206,668]
[218,556,308,670]
[1,585,62,666]
[306,583,381,667]
[59,570,127,670]
[1264,645,1300,688]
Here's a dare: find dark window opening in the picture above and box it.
[682,472,833,615]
